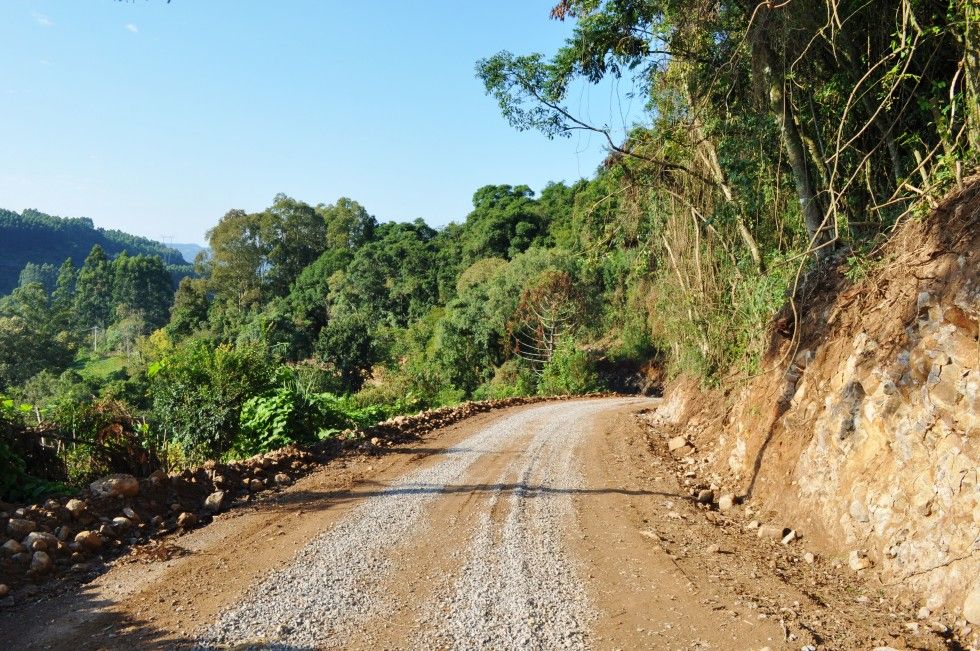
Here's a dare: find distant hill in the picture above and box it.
[0,208,192,295]
[171,242,209,264]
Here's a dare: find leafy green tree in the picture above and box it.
[167,276,211,339]
[461,184,546,262]
[111,252,174,331]
[206,209,267,310]
[0,284,76,389]
[315,311,378,392]
[18,262,58,294]
[261,194,328,296]
[317,197,377,252]
[74,245,113,330]
[337,220,440,327]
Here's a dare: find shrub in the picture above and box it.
[538,338,602,396]
[149,340,276,458]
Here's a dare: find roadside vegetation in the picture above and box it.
[1,0,976,501]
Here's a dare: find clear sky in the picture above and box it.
[0,1,642,244]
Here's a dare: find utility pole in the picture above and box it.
[91,324,99,354]
[160,234,174,264]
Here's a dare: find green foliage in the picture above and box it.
[236,386,337,456]
[150,340,276,458]
[0,396,67,502]
[538,338,602,396]
[0,283,77,389]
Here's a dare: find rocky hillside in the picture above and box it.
[642,179,980,631]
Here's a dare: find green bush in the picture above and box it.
[473,359,536,400]
[235,386,347,456]
[538,338,602,396]
[149,340,276,458]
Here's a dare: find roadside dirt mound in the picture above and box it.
[642,178,980,638]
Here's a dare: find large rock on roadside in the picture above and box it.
[6,518,36,538]
[718,494,735,511]
[74,530,103,552]
[964,583,980,626]
[30,550,52,573]
[90,474,140,498]
[667,436,694,457]
[849,550,873,571]
[65,499,87,517]
[111,516,133,532]
[176,512,198,529]
[2,539,25,555]
[23,531,58,551]
[204,491,226,513]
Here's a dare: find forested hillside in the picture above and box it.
[1,0,976,505]
[0,208,191,294]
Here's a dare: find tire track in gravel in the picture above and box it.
[413,400,604,650]
[196,400,632,649]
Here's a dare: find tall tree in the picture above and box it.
[74,245,113,330]
[111,253,174,331]
[51,258,77,332]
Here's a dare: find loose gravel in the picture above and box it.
[195,400,617,649]
[416,401,598,650]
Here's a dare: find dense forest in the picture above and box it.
[2,0,976,502]
[0,208,192,295]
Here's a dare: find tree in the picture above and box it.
[18,263,58,294]
[260,194,328,296]
[206,209,267,310]
[111,253,174,331]
[167,276,211,339]
[0,284,76,389]
[317,197,377,252]
[315,311,378,392]
[74,245,113,331]
[461,185,546,262]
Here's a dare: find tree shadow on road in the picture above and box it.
[273,480,693,511]
[0,581,316,651]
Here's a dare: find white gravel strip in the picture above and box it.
[417,400,606,650]
[195,401,603,649]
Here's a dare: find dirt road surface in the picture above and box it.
[0,398,951,650]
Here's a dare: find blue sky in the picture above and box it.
[0,1,643,244]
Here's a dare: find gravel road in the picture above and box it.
[198,399,622,649]
[5,396,931,651]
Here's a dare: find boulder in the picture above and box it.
[964,583,980,626]
[6,518,36,538]
[23,532,58,551]
[248,479,264,492]
[111,516,133,532]
[176,512,198,529]
[718,494,735,511]
[30,551,52,573]
[74,530,103,552]
[274,473,291,486]
[1,539,25,555]
[667,436,692,454]
[849,550,873,571]
[204,491,226,514]
[90,474,140,498]
[65,499,87,517]
[757,524,787,541]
